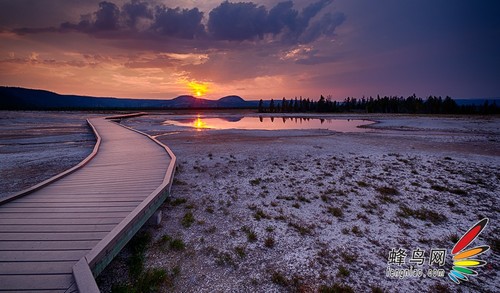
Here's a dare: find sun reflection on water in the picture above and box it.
[193,116,208,129]
[166,116,374,132]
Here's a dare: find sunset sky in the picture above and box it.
[1,0,499,100]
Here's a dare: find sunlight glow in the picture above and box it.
[188,81,208,97]
[193,116,208,129]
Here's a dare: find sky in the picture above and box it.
[0,0,499,100]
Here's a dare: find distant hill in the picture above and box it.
[0,87,259,110]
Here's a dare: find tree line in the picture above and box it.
[258,95,499,114]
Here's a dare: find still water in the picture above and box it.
[164,116,374,132]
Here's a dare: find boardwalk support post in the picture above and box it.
[73,258,99,293]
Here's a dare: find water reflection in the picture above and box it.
[165,116,374,132]
[193,117,208,129]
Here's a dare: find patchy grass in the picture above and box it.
[431,185,447,192]
[340,251,358,264]
[449,233,459,243]
[113,232,178,292]
[204,225,217,234]
[234,245,246,258]
[431,184,467,195]
[288,221,313,236]
[157,234,172,247]
[271,271,289,287]
[428,283,452,293]
[181,211,195,228]
[169,238,185,251]
[351,225,363,237]
[249,178,262,186]
[377,193,396,204]
[371,286,384,293]
[172,178,188,186]
[376,186,399,196]
[241,226,258,242]
[264,236,275,248]
[157,235,185,251]
[449,188,467,195]
[327,206,344,218]
[337,265,350,277]
[319,283,355,293]
[397,204,447,224]
[112,268,168,293]
[215,251,234,266]
[170,197,187,206]
[247,230,257,242]
[128,232,151,279]
[357,181,369,187]
[254,209,269,220]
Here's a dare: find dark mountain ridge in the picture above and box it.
[0,87,258,110]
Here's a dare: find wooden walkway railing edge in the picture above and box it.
[0,118,103,205]
[72,117,177,292]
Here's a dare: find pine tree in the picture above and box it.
[258,99,264,113]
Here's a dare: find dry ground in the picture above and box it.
[96,113,499,293]
[0,111,95,197]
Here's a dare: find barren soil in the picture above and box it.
[96,113,499,293]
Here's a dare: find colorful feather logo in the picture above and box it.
[448,218,490,284]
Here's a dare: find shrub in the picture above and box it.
[271,271,289,286]
[376,186,398,196]
[264,236,275,248]
[247,230,257,242]
[397,204,447,224]
[234,246,246,258]
[357,181,369,187]
[169,238,185,251]
[181,211,195,228]
[250,178,262,186]
[327,206,343,218]
[337,265,350,277]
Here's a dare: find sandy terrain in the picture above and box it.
[96,113,499,293]
[1,111,498,292]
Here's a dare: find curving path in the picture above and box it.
[0,115,176,292]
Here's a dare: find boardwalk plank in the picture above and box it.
[0,261,75,274]
[0,212,130,219]
[0,116,173,292]
[4,201,140,208]
[0,224,116,233]
[12,198,143,203]
[0,218,122,225]
[0,232,108,241]
[0,250,87,262]
[0,207,135,213]
[0,240,99,251]
[0,274,73,290]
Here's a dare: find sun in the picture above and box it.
[187,81,208,97]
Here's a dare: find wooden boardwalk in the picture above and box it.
[0,115,176,292]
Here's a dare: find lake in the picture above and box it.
[163,116,374,132]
